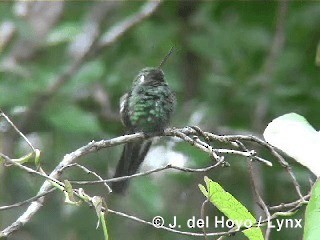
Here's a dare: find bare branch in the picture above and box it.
[253,1,289,130]
[69,2,121,59]
[199,129,304,199]
[0,126,309,238]
[96,1,161,53]
[18,1,161,133]
[0,131,145,237]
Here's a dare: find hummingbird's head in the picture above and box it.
[134,67,165,85]
[133,47,174,86]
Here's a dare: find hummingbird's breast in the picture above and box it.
[127,84,175,133]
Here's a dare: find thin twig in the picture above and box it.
[194,130,304,200]
[0,153,64,188]
[70,162,223,185]
[166,129,222,162]
[0,130,144,237]
[269,194,310,211]
[0,188,56,211]
[248,161,271,239]
[0,109,35,152]
[200,199,209,240]
[71,163,112,193]
[107,208,241,237]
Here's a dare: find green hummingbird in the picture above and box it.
[112,50,176,193]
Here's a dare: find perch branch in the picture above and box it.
[0,126,309,238]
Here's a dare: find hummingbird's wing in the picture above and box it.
[119,92,133,129]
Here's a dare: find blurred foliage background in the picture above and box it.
[0,1,319,239]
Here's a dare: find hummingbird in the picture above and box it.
[112,49,176,193]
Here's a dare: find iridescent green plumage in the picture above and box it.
[112,67,176,193]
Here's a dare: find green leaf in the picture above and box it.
[78,188,91,202]
[0,152,34,165]
[64,180,81,206]
[198,184,208,197]
[99,211,109,240]
[263,113,320,176]
[199,176,263,240]
[92,196,108,240]
[47,105,101,134]
[243,227,265,240]
[12,152,34,164]
[34,149,41,169]
[47,22,80,45]
[304,178,320,240]
[92,196,103,229]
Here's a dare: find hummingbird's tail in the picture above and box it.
[112,140,152,194]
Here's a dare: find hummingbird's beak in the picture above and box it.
[158,46,175,69]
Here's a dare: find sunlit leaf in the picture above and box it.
[199,176,263,240]
[304,178,320,240]
[64,180,81,206]
[12,152,33,164]
[263,113,320,176]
